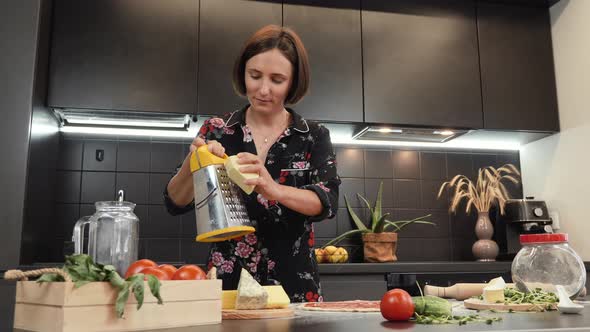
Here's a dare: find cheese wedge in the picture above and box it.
[483,276,506,304]
[225,155,259,194]
[235,269,268,309]
[223,285,290,309]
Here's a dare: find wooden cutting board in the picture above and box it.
[464,298,557,312]
[222,308,294,320]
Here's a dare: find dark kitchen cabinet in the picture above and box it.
[197,0,282,116]
[478,3,559,131]
[283,0,363,122]
[48,0,198,114]
[361,0,483,129]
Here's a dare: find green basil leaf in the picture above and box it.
[109,271,127,290]
[115,283,131,318]
[146,275,163,305]
[36,273,64,283]
[128,275,145,310]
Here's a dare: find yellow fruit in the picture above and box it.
[315,248,327,263]
[338,248,349,263]
[324,246,338,255]
[328,253,341,263]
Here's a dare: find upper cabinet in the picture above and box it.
[197,0,281,117]
[48,0,198,114]
[46,0,560,133]
[478,2,559,131]
[361,0,483,129]
[283,0,363,122]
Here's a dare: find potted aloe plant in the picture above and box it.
[324,182,435,263]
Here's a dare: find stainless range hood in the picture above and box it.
[352,125,469,143]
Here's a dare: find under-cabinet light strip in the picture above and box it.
[60,126,196,138]
[60,125,520,150]
[330,137,520,150]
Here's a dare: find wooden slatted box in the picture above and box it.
[13,279,222,332]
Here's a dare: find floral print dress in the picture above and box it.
[164,105,340,303]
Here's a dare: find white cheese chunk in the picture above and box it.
[235,269,268,310]
[483,288,505,303]
[225,155,259,194]
[483,276,506,303]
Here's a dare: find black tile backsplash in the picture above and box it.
[393,150,420,179]
[145,239,181,263]
[49,135,522,264]
[180,240,210,265]
[117,141,151,172]
[83,141,117,171]
[145,205,181,238]
[335,148,364,177]
[420,180,448,210]
[420,152,446,180]
[364,178,394,208]
[55,171,81,203]
[80,171,116,203]
[364,150,392,178]
[116,172,150,204]
[339,178,365,208]
[393,179,421,208]
[447,153,474,180]
[58,140,83,171]
[397,238,452,261]
[331,147,521,263]
[55,203,79,239]
[149,173,172,205]
[150,142,184,173]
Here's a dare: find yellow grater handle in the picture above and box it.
[190,145,228,173]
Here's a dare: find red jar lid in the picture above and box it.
[520,233,568,244]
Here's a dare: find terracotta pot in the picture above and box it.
[362,232,398,263]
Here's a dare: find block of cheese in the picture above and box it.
[223,285,290,309]
[483,276,506,304]
[235,269,268,309]
[224,155,259,194]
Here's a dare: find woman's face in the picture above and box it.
[244,48,293,114]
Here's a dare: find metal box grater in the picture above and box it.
[191,147,255,242]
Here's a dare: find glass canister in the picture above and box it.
[511,233,586,299]
[73,195,139,276]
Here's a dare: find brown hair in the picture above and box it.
[233,25,310,105]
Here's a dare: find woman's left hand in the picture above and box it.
[236,152,283,201]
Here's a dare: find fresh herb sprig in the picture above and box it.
[475,287,558,305]
[415,313,502,325]
[413,281,502,325]
[37,254,163,318]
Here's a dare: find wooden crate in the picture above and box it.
[13,279,222,332]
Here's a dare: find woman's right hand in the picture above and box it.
[189,137,226,157]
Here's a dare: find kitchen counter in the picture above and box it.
[14,304,590,332]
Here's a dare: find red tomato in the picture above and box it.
[172,265,207,280]
[124,259,157,279]
[158,264,178,279]
[380,289,415,321]
[141,267,170,280]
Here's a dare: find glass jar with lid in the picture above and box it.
[512,233,586,299]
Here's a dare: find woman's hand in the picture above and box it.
[237,152,283,201]
[189,137,225,157]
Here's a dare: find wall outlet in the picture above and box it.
[549,210,560,230]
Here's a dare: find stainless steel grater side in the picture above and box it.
[190,145,255,242]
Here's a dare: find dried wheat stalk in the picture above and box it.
[437,163,521,214]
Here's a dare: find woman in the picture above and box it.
[164,25,340,303]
